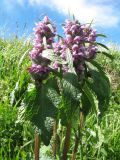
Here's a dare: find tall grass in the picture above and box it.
[0,38,120,159]
[0,38,34,159]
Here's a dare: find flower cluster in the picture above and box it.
[64,20,97,60]
[53,20,98,75]
[29,64,50,81]
[53,39,69,72]
[29,16,56,81]
[29,16,98,81]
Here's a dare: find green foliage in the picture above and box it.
[87,61,111,114]
[24,77,59,145]
[0,104,22,158]
[81,83,97,116]
[58,72,81,125]
[0,38,34,159]
[11,71,31,106]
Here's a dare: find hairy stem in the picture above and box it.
[52,120,57,158]
[80,111,84,160]
[71,111,84,160]
[34,132,40,160]
[71,135,79,160]
[62,122,72,160]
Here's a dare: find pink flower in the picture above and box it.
[53,61,60,70]
[43,16,50,24]
[29,17,98,80]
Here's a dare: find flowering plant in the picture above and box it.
[29,16,99,80]
[24,16,111,159]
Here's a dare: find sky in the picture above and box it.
[0,0,120,45]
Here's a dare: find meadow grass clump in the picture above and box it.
[0,37,34,159]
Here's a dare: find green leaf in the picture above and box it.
[97,51,114,60]
[84,41,109,50]
[66,49,75,73]
[86,64,111,114]
[56,34,63,39]
[86,60,110,84]
[96,42,109,50]
[72,14,75,21]
[96,34,107,38]
[82,83,97,115]
[43,37,47,49]
[24,77,60,145]
[47,87,61,108]
[42,49,67,66]
[18,49,30,68]
[88,19,94,28]
[87,60,104,71]
[10,71,30,106]
[59,73,81,125]
[47,24,54,32]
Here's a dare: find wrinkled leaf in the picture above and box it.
[86,63,111,114]
[82,83,97,115]
[24,77,60,145]
[66,48,75,73]
[59,72,81,125]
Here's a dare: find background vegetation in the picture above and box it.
[0,38,120,159]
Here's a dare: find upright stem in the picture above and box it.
[71,135,79,160]
[71,111,84,160]
[62,122,72,160]
[79,111,84,129]
[80,111,84,160]
[52,120,57,158]
[34,132,40,160]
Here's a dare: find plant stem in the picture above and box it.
[34,132,40,160]
[62,122,72,160]
[71,135,79,160]
[52,120,57,158]
[80,138,83,160]
[80,111,84,160]
[79,111,84,129]
[71,111,84,160]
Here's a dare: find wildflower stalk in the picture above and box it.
[34,82,41,160]
[62,122,72,160]
[71,111,84,160]
[27,16,109,160]
[34,131,40,160]
[52,120,57,158]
